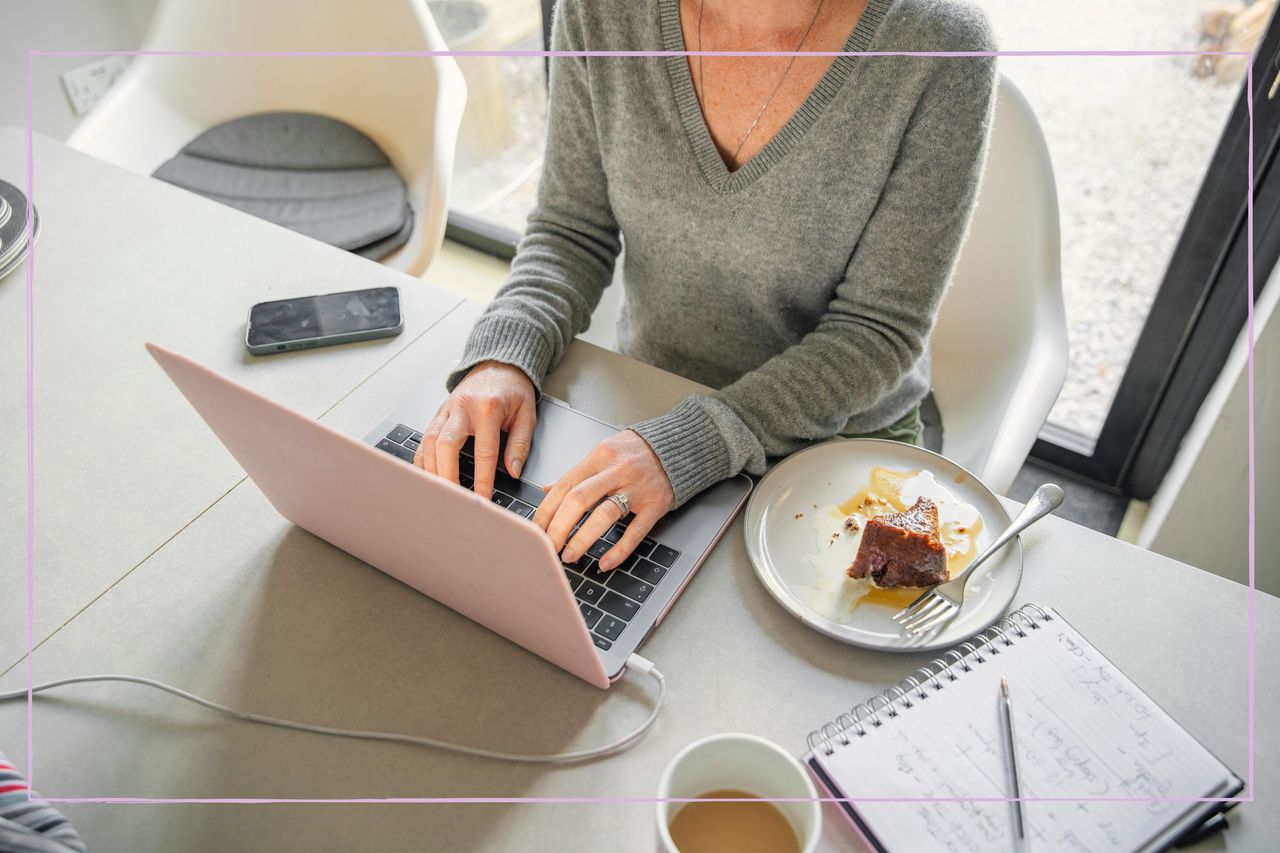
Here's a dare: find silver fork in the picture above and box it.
[893,484,1065,636]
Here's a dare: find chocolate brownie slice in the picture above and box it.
[846,497,948,587]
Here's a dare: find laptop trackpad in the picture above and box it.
[521,397,619,488]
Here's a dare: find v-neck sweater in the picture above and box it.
[447,0,998,507]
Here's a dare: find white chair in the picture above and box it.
[67,0,466,276]
[931,75,1068,495]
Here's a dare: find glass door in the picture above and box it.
[978,0,1280,496]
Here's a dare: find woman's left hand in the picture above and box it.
[533,429,675,571]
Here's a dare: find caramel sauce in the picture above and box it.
[863,585,925,610]
[837,467,984,610]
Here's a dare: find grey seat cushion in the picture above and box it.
[153,112,413,260]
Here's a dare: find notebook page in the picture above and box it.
[812,612,1232,852]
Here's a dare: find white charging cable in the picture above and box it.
[0,655,665,765]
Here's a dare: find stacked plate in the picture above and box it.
[0,179,40,281]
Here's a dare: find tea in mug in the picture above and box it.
[668,789,801,853]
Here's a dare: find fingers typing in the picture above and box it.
[598,510,659,571]
[415,406,449,472]
[505,403,536,480]
[562,490,626,564]
[470,409,502,499]
[544,471,616,556]
[434,408,470,485]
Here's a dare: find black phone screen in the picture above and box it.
[247,287,401,347]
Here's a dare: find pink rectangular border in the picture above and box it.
[22,46,1259,804]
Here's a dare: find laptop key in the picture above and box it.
[510,500,536,518]
[650,544,680,567]
[633,537,657,558]
[376,439,415,463]
[599,592,640,622]
[596,615,626,641]
[603,523,627,543]
[629,558,668,585]
[459,473,474,489]
[565,554,593,573]
[605,571,653,603]
[587,539,612,560]
[576,580,605,605]
[410,431,423,443]
[592,635,613,651]
[579,602,603,630]
[581,561,611,585]
[404,438,420,452]
[564,572,583,591]
[492,492,514,508]
[387,425,413,444]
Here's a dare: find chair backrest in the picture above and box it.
[931,75,1067,494]
[68,0,467,275]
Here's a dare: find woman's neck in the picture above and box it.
[698,0,834,34]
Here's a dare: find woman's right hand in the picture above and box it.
[413,360,537,499]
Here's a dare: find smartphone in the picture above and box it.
[246,286,403,355]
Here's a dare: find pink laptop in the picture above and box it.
[146,343,751,688]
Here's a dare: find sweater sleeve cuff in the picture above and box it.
[445,313,559,396]
[631,395,733,509]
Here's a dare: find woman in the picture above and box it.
[414,0,996,572]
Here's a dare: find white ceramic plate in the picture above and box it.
[744,438,1020,653]
[0,205,38,283]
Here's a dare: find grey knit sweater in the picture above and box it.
[447,0,997,507]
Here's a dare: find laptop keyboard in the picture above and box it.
[376,424,681,652]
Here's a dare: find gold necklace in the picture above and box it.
[696,0,828,164]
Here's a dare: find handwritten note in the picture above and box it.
[812,612,1235,852]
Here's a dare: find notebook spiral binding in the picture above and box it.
[806,603,1053,757]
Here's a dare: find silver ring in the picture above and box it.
[605,493,630,518]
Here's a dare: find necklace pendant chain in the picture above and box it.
[696,0,829,165]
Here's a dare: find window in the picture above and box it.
[434,0,548,244]
[974,0,1248,444]
[976,1,1277,496]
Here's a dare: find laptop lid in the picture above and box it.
[145,342,612,689]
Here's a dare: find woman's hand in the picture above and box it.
[414,360,536,499]
[533,429,675,571]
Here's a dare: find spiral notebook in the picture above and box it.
[805,604,1243,853]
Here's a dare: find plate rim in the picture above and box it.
[743,437,1022,653]
[0,205,39,282]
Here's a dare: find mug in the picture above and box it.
[655,732,822,853]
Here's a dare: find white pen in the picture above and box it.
[1000,675,1027,845]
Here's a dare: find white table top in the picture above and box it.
[0,130,1273,852]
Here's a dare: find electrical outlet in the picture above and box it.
[60,56,131,116]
